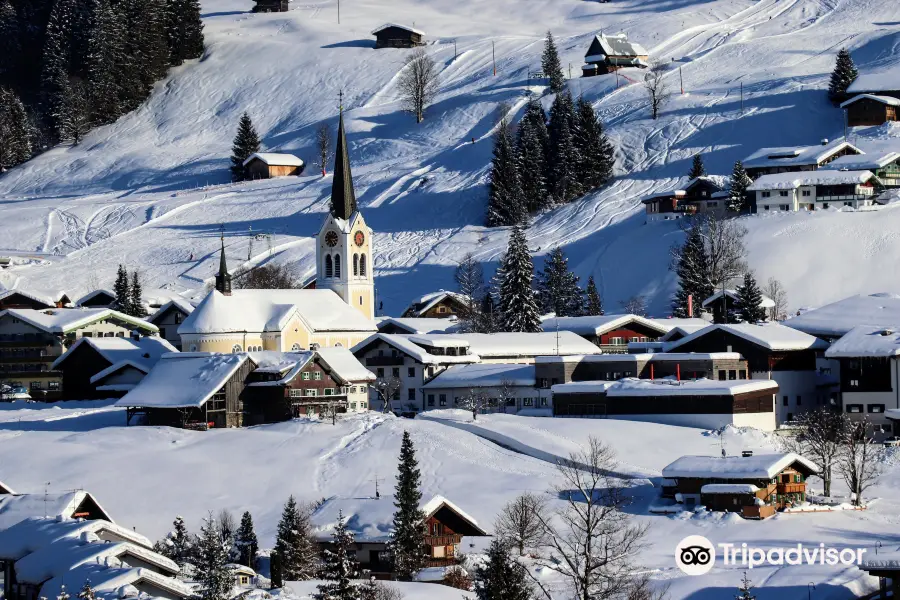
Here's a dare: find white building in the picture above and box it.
[784,293,900,341]
[747,169,880,212]
[421,363,545,412]
[742,139,862,178]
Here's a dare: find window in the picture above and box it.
[305,389,318,397]
[427,394,435,407]
[289,389,303,398]
[438,306,447,313]
[780,204,789,211]
[728,370,736,380]
[540,397,548,407]
[846,404,863,413]
[314,371,322,380]
[762,191,771,198]
[779,191,789,197]
[175,312,184,324]
[849,379,859,387]
[408,367,415,378]
[868,404,886,413]
[376,368,384,378]
[823,203,829,209]
[718,370,726,381]
[763,205,770,211]
[360,254,367,277]
[739,370,747,379]
[334,254,341,278]
[232,344,242,353]
[48,381,60,390]
[439,394,447,407]
[30,381,41,390]
[523,398,534,406]
[796,395,801,406]
[392,367,400,378]
[630,337,640,343]
[353,254,359,276]
[350,402,357,410]
[802,190,811,197]
[610,337,624,345]
[302,372,311,381]
[539,378,549,388]
[408,388,416,401]
[844,201,852,207]
[506,397,516,406]
[782,396,789,406]
[189,345,198,352]
[324,388,335,396]
[325,255,333,278]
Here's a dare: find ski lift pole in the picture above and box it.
[492,41,496,76]
[680,66,684,95]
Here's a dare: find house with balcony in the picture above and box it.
[661,453,818,518]
[742,139,862,179]
[540,314,670,353]
[821,150,900,188]
[400,291,470,319]
[581,33,648,76]
[747,169,881,212]
[640,176,729,222]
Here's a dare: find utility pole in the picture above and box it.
[337,0,340,24]
[680,66,684,94]
[615,69,620,89]
[492,41,496,76]
[454,39,457,60]
[740,82,743,115]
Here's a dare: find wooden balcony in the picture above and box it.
[777,483,806,494]
[425,535,463,547]
[742,505,776,519]
[423,558,457,568]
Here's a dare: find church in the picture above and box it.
[177,113,378,353]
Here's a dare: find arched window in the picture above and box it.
[291,343,301,351]
[334,254,341,278]
[232,344,242,353]
[353,254,359,277]
[189,344,198,352]
[360,254,367,277]
[325,254,333,278]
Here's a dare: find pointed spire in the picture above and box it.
[215,229,232,295]
[330,94,357,221]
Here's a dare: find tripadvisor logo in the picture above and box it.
[675,535,716,576]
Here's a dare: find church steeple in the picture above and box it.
[330,96,357,221]
[215,230,232,296]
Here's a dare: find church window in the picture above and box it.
[232,344,242,353]
[360,254,367,277]
[353,254,359,276]
[334,254,341,278]
[325,255,333,278]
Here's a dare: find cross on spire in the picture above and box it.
[215,226,232,296]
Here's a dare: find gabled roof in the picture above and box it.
[317,347,377,383]
[605,377,777,397]
[0,480,15,494]
[377,317,461,334]
[421,495,488,536]
[51,336,176,371]
[747,169,875,190]
[75,289,117,306]
[823,151,900,170]
[665,322,828,352]
[422,363,535,388]
[351,333,480,365]
[639,176,726,203]
[0,493,114,541]
[701,289,775,309]
[825,325,900,358]
[662,453,819,479]
[402,290,470,318]
[541,313,670,337]
[585,33,648,58]
[146,298,195,325]
[0,518,151,562]
[0,308,158,335]
[840,94,900,108]
[242,152,305,167]
[785,293,900,338]
[371,23,424,36]
[247,349,374,386]
[847,66,900,94]
[743,140,862,170]
[0,289,55,307]
[404,332,601,357]
[40,563,193,600]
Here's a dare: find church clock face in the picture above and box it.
[325,231,339,247]
[354,231,365,247]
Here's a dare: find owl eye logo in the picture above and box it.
[680,546,711,566]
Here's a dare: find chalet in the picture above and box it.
[581,33,648,76]
[664,322,830,423]
[541,314,671,353]
[75,289,117,308]
[50,336,176,400]
[859,552,900,600]
[116,352,255,428]
[846,66,900,101]
[785,293,900,340]
[841,94,899,127]
[742,139,862,179]
[747,169,880,212]
[0,489,112,531]
[641,176,730,222]
[146,298,195,350]
[371,23,425,49]
[0,308,158,401]
[420,363,542,413]
[401,291,470,319]
[252,0,288,12]
[551,377,778,430]
[0,290,54,311]
[822,150,900,188]
[701,289,775,323]
[242,153,305,179]
[242,348,374,423]
[376,317,460,335]
[661,453,818,518]
[417,332,600,363]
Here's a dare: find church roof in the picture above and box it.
[331,112,357,220]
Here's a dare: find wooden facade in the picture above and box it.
[244,158,303,179]
[401,293,468,318]
[147,303,190,350]
[642,178,728,221]
[55,341,117,400]
[78,291,116,308]
[553,386,775,418]
[0,293,53,311]
[243,358,350,425]
[669,329,817,374]
[537,354,749,389]
[252,0,288,11]
[845,96,898,127]
[373,26,425,49]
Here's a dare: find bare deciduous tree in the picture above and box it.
[217,509,236,547]
[495,492,547,555]
[233,263,299,289]
[316,123,333,176]
[619,295,648,317]
[497,379,517,413]
[442,566,472,591]
[698,214,748,291]
[398,48,440,124]
[536,437,649,600]
[839,417,884,506]
[643,60,670,120]
[373,377,403,413]
[454,253,484,332]
[763,277,789,321]
[778,408,845,497]
[459,388,497,420]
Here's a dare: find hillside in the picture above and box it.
[0,0,899,314]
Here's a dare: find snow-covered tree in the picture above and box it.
[735,573,755,600]
[0,0,20,79]
[155,515,195,571]
[0,88,33,171]
[828,48,857,104]
[129,270,147,317]
[41,0,83,137]
[573,96,614,192]
[231,112,260,181]
[670,223,712,318]
[619,295,648,317]
[57,584,71,600]
[85,0,125,126]
[496,226,542,333]
[475,293,500,334]
[541,31,565,94]
[166,0,204,66]
[475,539,532,600]
[728,160,752,213]
[272,496,318,586]
[77,580,95,600]
[733,272,766,323]
[583,275,603,316]
[57,78,90,145]
[547,92,582,204]
[486,115,526,227]
[389,431,426,581]
[233,511,258,568]
[196,513,231,600]
[516,97,550,212]
[688,154,706,179]
[536,247,583,317]
[315,510,360,600]
[458,388,497,421]
[114,264,130,313]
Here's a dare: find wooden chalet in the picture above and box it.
[701,289,775,324]
[743,139,862,179]
[252,0,288,12]
[641,176,729,222]
[661,453,818,519]
[401,291,470,319]
[841,94,900,127]
[372,23,425,49]
[242,153,305,179]
[146,299,194,350]
[582,33,648,76]
[540,314,671,353]
[0,290,54,311]
[76,289,117,308]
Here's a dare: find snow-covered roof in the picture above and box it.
[317,347,376,383]
[551,380,617,394]
[75,289,117,306]
[665,322,828,352]
[847,66,900,94]
[540,313,669,337]
[115,353,252,408]
[420,495,487,534]
[40,562,193,600]
[535,352,742,364]
[840,94,900,108]
[822,151,900,170]
[178,289,376,335]
[701,289,775,309]
[662,453,818,479]
[402,290,469,318]
[407,334,470,349]
[639,176,727,203]
[0,518,151,561]
[0,308,158,334]
[747,169,875,190]
[377,317,460,334]
[825,326,900,358]
[422,364,535,388]
[51,336,176,371]
[742,140,862,169]
[0,492,113,533]
[861,550,900,570]
[700,484,761,494]
[352,333,480,365]
[648,317,711,331]
[146,298,195,325]
[604,377,777,397]
[0,288,55,307]
[242,152,305,167]
[246,349,372,385]
[587,33,648,58]
[371,23,425,36]
[0,480,15,494]
[447,332,602,357]
[785,293,900,338]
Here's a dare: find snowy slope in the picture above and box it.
[1,0,899,315]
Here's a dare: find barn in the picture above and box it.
[242,153,305,179]
[841,94,900,127]
[372,23,425,49]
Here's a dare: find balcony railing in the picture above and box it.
[742,505,776,519]
[776,483,806,494]
[425,535,463,547]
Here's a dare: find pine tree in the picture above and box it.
[196,513,231,600]
[734,272,766,323]
[0,1,21,80]
[516,97,550,212]
[547,92,582,204]
[85,0,124,125]
[671,223,713,318]
[273,496,318,583]
[536,247,583,317]
[359,578,379,600]
[114,265,130,312]
[688,154,706,179]
[233,511,259,568]
[57,584,70,600]
[828,48,858,104]
[0,88,33,171]
[735,572,756,600]
[41,0,77,137]
[389,431,426,581]
[77,580,95,600]
[573,96,614,192]
[119,0,169,110]
[315,511,360,600]
[156,515,195,570]
[584,275,603,316]
[475,539,532,600]
[231,112,260,182]
[728,160,752,213]
[129,270,147,317]
[496,226,542,332]
[166,0,203,66]
[57,78,90,145]
[486,116,526,227]
[541,31,565,94]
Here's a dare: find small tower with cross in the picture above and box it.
[215,227,232,296]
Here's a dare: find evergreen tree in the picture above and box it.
[41,0,78,136]
[735,572,756,600]
[573,96,614,192]
[486,116,526,227]
[166,0,204,66]
[196,513,231,600]
[114,265,130,312]
[475,539,532,600]
[734,272,766,323]
[0,1,21,80]
[77,580,95,600]
[584,275,603,316]
[0,88,33,171]
[273,496,318,583]
[359,578,379,600]
[315,511,360,600]
[233,511,259,568]
[230,112,260,181]
[119,0,169,110]
[516,97,550,212]
[547,92,581,204]
[688,154,706,179]
[496,226,542,332]
[536,247,583,317]
[57,584,70,600]
[728,160,752,213]
[156,515,195,570]
[389,431,426,581]
[57,78,90,145]
[475,293,499,334]
[671,223,713,318]
[828,48,858,104]
[541,31,565,94]
[129,270,147,317]
[85,0,124,125]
